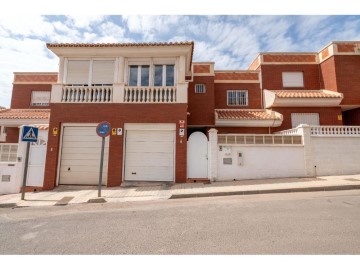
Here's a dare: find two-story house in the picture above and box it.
[43,42,193,189]
[2,40,359,192]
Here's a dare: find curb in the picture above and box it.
[169,184,360,199]
[0,203,17,208]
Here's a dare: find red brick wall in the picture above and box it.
[333,55,360,105]
[214,83,262,109]
[214,72,259,81]
[188,76,215,126]
[260,64,321,90]
[193,65,210,73]
[343,108,360,125]
[337,44,357,53]
[263,54,317,63]
[319,57,337,92]
[5,127,19,143]
[11,84,52,109]
[43,103,188,190]
[272,107,343,132]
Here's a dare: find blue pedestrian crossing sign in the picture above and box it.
[21,126,38,142]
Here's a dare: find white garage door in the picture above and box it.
[124,130,174,181]
[59,126,109,185]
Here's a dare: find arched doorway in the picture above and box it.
[187,131,208,179]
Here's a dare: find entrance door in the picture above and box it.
[27,130,48,187]
[187,131,208,179]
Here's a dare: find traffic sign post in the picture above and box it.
[96,121,111,197]
[20,126,38,200]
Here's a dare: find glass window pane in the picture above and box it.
[166,65,174,86]
[154,65,163,86]
[141,65,150,86]
[129,66,138,86]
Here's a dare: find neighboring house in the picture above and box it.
[0,73,55,194]
[2,41,360,193]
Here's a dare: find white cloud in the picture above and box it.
[0,15,55,38]
[65,15,106,30]
[0,37,58,107]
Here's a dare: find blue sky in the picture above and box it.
[1,14,360,107]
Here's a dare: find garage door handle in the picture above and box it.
[131,172,136,175]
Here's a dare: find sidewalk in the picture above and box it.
[1,174,360,208]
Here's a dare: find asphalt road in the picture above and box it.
[0,190,360,254]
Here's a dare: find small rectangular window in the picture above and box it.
[166,65,174,86]
[195,84,206,93]
[227,90,248,106]
[31,91,50,106]
[282,72,304,87]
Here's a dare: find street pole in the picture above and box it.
[21,142,30,200]
[98,137,105,197]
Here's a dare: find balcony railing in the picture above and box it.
[124,86,177,103]
[62,86,112,103]
[310,126,360,136]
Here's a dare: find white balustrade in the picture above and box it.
[61,86,113,103]
[124,86,177,103]
[217,134,302,145]
[275,128,301,135]
[310,126,360,136]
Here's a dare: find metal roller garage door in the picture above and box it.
[59,126,109,185]
[124,130,175,181]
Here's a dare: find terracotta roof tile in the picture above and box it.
[46,41,194,48]
[0,109,50,120]
[269,90,343,98]
[216,109,281,120]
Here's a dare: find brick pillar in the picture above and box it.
[208,128,218,181]
[297,124,315,177]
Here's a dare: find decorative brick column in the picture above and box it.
[208,128,218,181]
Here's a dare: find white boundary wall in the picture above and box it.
[208,125,360,181]
[217,145,305,181]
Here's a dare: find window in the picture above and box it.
[227,90,248,106]
[65,59,115,86]
[129,64,175,87]
[129,65,150,86]
[91,60,115,85]
[195,84,206,93]
[154,65,175,86]
[282,72,304,87]
[31,91,50,106]
[291,113,320,128]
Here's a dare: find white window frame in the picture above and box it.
[31,91,51,106]
[153,64,175,87]
[195,84,206,93]
[64,58,115,86]
[227,90,248,106]
[282,72,304,87]
[128,65,150,87]
[126,58,176,87]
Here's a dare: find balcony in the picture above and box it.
[51,83,188,104]
[61,86,113,103]
[124,86,177,103]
